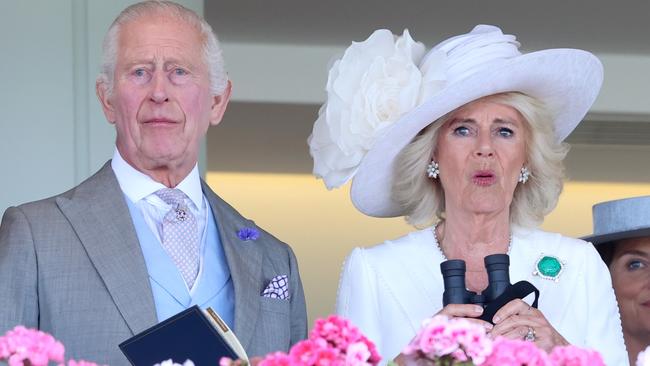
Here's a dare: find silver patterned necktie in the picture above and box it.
[155,188,200,289]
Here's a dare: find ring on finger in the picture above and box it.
[524,326,536,342]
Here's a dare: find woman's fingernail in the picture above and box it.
[484,323,493,330]
[493,316,501,323]
[475,306,483,313]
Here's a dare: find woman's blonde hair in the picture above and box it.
[392,92,569,228]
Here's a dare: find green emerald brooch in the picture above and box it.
[533,254,565,282]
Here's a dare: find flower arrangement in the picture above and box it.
[221,315,381,366]
[2,316,607,366]
[402,315,604,366]
[221,314,604,366]
[0,326,101,366]
[402,315,492,365]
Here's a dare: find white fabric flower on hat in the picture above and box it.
[308,29,446,189]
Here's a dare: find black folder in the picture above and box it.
[119,305,239,366]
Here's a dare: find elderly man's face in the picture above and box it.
[434,98,527,217]
[609,237,650,341]
[98,15,229,176]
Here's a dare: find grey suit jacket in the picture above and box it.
[0,162,307,365]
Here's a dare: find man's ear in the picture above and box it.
[209,80,232,126]
[96,80,116,125]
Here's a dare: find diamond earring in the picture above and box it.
[518,166,530,184]
[426,160,439,179]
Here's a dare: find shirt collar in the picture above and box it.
[111,149,204,209]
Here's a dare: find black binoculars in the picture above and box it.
[440,254,539,324]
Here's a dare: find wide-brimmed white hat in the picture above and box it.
[583,196,650,245]
[308,25,603,217]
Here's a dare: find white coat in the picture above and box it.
[336,226,629,365]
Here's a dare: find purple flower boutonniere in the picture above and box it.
[237,227,259,242]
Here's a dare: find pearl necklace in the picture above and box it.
[432,223,512,261]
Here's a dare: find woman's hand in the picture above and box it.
[489,299,569,352]
[435,303,493,330]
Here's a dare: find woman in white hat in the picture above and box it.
[586,195,650,365]
[309,25,627,364]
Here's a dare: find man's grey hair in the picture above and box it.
[96,0,228,96]
[393,92,569,229]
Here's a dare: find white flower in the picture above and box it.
[308,29,447,189]
[153,359,195,366]
[638,346,650,366]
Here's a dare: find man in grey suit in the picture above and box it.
[0,1,307,365]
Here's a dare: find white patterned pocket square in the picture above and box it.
[261,275,289,300]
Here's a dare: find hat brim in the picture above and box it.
[351,48,603,217]
[583,227,650,246]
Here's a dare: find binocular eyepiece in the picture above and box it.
[440,253,540,324]
[441,253,511,307]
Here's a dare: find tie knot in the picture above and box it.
[155,188,188,207]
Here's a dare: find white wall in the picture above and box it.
[1,1,77,210]
[0,0,203,212]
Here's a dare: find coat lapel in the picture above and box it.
[56,163,157,334]
[386,234,443,333]
[202,181,263,351]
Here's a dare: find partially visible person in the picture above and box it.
[308,25,628,365]
[0,1,307,365]
[586,195,650,366]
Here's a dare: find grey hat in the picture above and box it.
[583,195,650,245]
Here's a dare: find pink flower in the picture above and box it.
[462,329,493,364]
[483,338,551,366]
[258,352,293,366]
[311,316,353,350]
[415,320,447,354]
[219,357,235,366]
[345,342,371,366]
[313,348,341,366]
[248,315,382,366]
[403,315,491,364]
[308,316,380,365]
[290,339,326,365]
[451,348,468,362]
[549,345,605,366]
[350,336,379,364]
[0,326,66,366]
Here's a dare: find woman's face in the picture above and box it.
[435,98,527,217]
[609,237,650,339]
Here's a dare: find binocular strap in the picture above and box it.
[480,280,540,324]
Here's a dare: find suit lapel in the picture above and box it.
[202,181,263,351]
[56,163,157,334]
